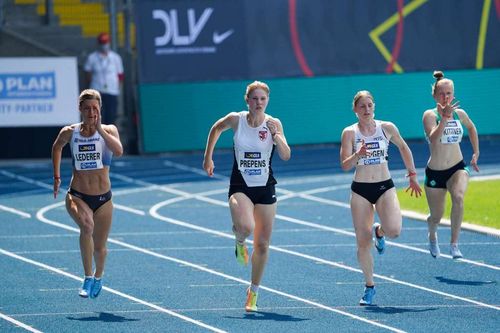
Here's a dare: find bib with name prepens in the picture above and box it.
[233,111,274,187]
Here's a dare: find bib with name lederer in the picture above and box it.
[71,124,113,171]
[353,120,389,166]
[232,111,275,187]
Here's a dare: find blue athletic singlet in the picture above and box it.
[352,120,389,166]
[230,111,276,187]
[70,124,113,171]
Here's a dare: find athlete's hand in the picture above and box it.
[203,159,215,177]
[53,178,61,199]
[95,108,103,130]
[405,175,422,198]
[470,153,480,172]
[437,98,459,120]
[266,119,279,136]
[356,139,370,158]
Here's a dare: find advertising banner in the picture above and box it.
[134,0,500,82]
[135,0,248,83]
[0,57,79,127]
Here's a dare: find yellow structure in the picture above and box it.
[14,0,135,47]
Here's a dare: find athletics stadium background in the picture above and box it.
[135,0,500,153]
[0,0,499,156]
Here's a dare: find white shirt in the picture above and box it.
[352,120,389,166]
[70,124,113,170]
[84,50,123,95]
[233,111,275,187]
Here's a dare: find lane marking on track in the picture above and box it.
[3,169,500,323]
[0,204,31,218]
[149,200,500,311]
[3,167,499,269]
[0,248,227,333]
[144,181,500,271]
[0,312,43,333]
[33,204,407,333]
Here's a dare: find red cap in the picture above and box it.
[97,32,110,44]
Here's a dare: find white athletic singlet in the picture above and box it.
[432,109,464,144]
[70,124,113,171]
[232,111,275,187]
[352,120,389,166]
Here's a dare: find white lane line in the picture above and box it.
[470,174,500,181]
[0,204,31,218]
[35,204,406,332]
[0,312,43,333]
[5,170,500,310]
[149,199,500,311]
[163,160,227,180]
[149,184,500,271]
[113,185,159,195]
[97,171,500,270]
[114,204,145,215]
[4,168,499,272]
[158,161,500,237]
[8,302,491,319]
[400,209,500,238]
[0,248,227,333]
[0,170,52,190]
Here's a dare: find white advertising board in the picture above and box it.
[0,57,79,127]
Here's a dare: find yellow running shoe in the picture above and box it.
[245,288,258,312]
[235,242,249,266]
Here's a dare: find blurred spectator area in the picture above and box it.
[0,0,138,158]
[1,0,135,66]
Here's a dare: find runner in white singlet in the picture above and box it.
[52,89,123,299]
[203,81,291,312]
[340,90,421,306]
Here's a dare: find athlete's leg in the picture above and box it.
[446,170,469,244]
[375,188,402,239]
[351,192,376,286]
[66,193,95,276]
[229,193,255,243]
[92,201,114,278]
[424,186,447,240]
[250,203,276,286]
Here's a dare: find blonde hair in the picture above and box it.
[352,90,374,110]
[79,89,102,107]
[244,81,270,101]
[431,70,454,96]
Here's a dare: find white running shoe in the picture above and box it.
[450,244,463,259]
[428,233,441,258]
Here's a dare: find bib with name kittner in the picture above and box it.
[431,109,464,144]
[70,124,113,171]
[352,120,389,166]
[231,111,276,187]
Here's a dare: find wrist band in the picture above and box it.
[406,171,417,177]
[54,176,61,180]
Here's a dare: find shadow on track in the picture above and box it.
[67,312,140,323]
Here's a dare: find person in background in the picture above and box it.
[423,71,479,259]
[84,32,124,125]
[340,90,422,306]
[203,81,291,312]
[52,89,123,298]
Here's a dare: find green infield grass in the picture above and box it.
[397,179,500,230]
